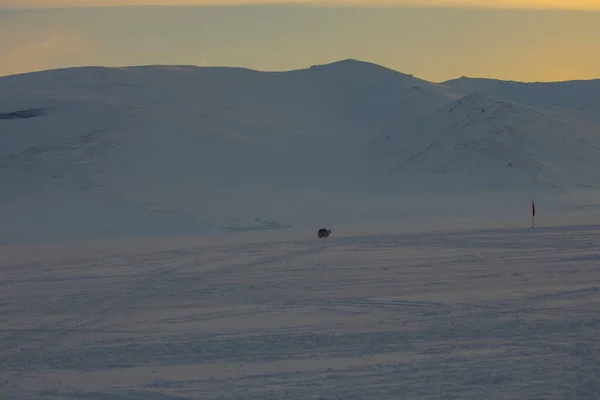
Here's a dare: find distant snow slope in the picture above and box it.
[1,59,599,242]
[368,92,600,191]
[442,76,600,122]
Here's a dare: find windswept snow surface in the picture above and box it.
[2,224,600,399]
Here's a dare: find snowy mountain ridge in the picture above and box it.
[1,59,600,242]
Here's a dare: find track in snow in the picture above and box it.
[1,225,600,399]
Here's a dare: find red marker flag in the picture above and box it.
[532,200,536,217]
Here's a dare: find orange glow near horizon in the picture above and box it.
[1,1,599,81]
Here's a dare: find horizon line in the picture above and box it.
[2,59,599,84]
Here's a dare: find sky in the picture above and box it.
[1,1,599,82]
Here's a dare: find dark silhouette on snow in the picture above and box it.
[0,108,47,120]
[318,228,331,239]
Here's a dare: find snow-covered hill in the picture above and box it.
[368,92,600,191]
[1,59,599,242]
[442,76,600,122]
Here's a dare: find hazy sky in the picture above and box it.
[1,1,599,82]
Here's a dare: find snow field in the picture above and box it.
[2,223,600,399]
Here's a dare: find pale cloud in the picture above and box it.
[0,24,92,76]
[0,0,599,10]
